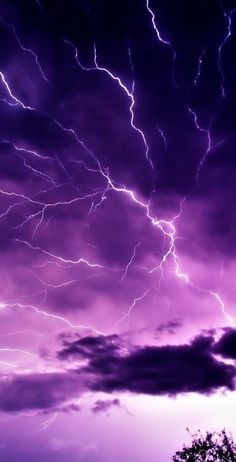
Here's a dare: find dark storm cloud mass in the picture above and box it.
[59,331,236,398]
[0,329,236,413]
[214,328,236,359]
[59,334,121,359]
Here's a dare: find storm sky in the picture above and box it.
[0,1,236,461]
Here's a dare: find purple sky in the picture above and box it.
[0,0,236,460]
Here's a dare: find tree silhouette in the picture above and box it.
[172,429,236,461]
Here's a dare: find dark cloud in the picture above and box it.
[59,332,236,397]
[213,328,236,359]
[156,318,183,335]
[0,372,81,412]
[92,398,120,414]
[59,334,121,360]
[42,402,81,415]
[1,329,236,414]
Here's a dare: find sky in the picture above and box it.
[0,0,236,460]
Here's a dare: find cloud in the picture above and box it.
[59,334,121,361]
[0,372,83,412]
[59,332,236,397]
[156,318,183,335]
[1,329,236,414]
[213,328,236,359]
[92,398,121,414]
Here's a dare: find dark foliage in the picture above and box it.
[172,429,236,461]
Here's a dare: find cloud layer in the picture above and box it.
[59,330,236,397]
[1,328,236,414]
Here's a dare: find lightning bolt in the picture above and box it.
[0,15,50,84]
[193,50,205,88]
[156,123,168,150]
[145,0,171,46]
[218,4,236,98]
[64,39,154,173]
[145,0,177,87]
[0,71,34,110]
[34,413,58,433]
[0,348,37,357]
[0,301,105,335]
[13,239,104,269]
[119,240,143,282]
[210,292,235,327]
[187,106,227,180]
[115,288,151,329]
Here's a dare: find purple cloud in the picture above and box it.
[59,331,236,397]
[92,398,121,414]
[213,328,236,360]
[1,328,236,414]
[0,372,82,412]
